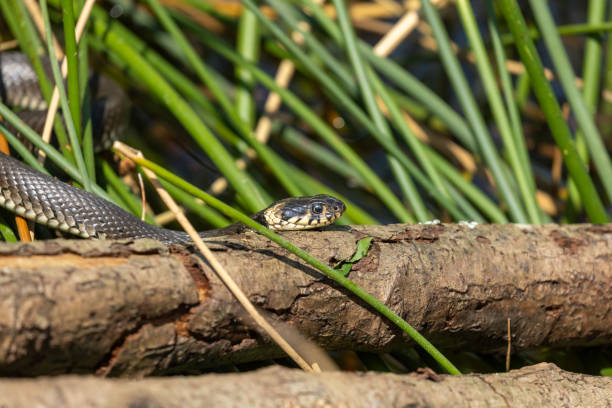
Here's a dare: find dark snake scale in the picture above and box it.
[0,52,346,243]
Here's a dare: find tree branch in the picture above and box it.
[0,363,610,407]
[0,223,610,376]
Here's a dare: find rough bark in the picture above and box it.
[0,363,610,407]
[0,223,610,376]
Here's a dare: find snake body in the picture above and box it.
[0,53,346,243]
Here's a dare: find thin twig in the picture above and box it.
[0,40,19,52]
[137,173,146,221]
[372,10,419,56]
[506,317,511,372]
[37,0,96,161]
[23,0,63,59]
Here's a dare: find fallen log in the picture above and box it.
[0,223,610,376]
[0,363,610,407]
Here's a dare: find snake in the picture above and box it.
[0,52,346,244]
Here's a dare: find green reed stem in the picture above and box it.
[529,0,612,205]
[235,9,260,127]
[499,0,607,223]
[61,0,81,142]
[0,0,74,163]
[0,214,17,242]
[457,0,540,223]
[333,0,427,220]
[89,11,267,213]
[144,0,301,198]
[41,0,91,192]
[421,0,527,223]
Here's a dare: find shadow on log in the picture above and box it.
[0,223,610,376]
[0,363,610,407]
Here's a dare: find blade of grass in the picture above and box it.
[194,29,468,220]
[332,0,427,221]
[88,11,267,213]
[602,6,612,136]
[41,0,91,191]
[297,0,478,152]
[76,0,95,180]
[145,0,302,198]
[61,0,81,142]
[235,9,260,127]
[567,0,606,213]
[456,0,540,224]
[0,0,74,163]
[420,0,527,223]
[529,0,612,204]
[500,21,612,45]
[498,0,607,223]
[486,4,533,193]
[0,214,17,242]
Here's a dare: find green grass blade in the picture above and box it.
[235,9,260,127]
[61,0,81,142]
[0,0,74,163]
[145,0,302,198]
[197,29,472,221]
[89,11,267,213]
[0,214,17,242]
[486,4,533,193]
[567,0,606,214]
[332,0,427,221]
[41,0,91,191]
[456,0,540,223]
[499,0,607,223]
[421,0,527,223]
[529,0,612,204]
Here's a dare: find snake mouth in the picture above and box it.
[262,195,346,231]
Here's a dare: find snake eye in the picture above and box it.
[311,203,323,214]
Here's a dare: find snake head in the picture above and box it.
[260,194,346,231]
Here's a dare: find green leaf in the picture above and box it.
[601,368,612,376]
[335,237,373,276]
[0,214,17,242]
